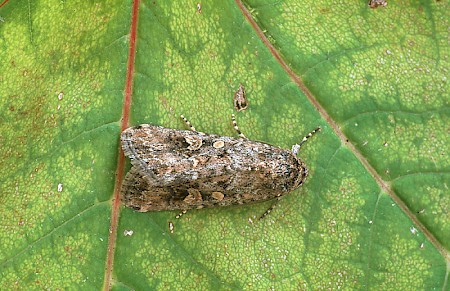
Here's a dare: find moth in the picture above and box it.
[120,115,320,212]
[233,83,248,112]
[368,0,387,8]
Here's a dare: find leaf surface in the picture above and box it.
[0,0,448,289]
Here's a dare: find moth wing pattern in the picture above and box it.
[121,124,235,188]
[121,166,173,212]
[121,166,232,212]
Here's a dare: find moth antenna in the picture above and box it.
[176,210,187,219]
[180,115,196,132]
[292,127,321,155]
[231,114,246,138]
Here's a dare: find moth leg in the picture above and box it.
[291,127,321,155]
[231,114,246,139]
[259,197,281,220]
[168,221,175,233]
[180,115,196,132]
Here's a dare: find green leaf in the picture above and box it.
[1,0,448,289]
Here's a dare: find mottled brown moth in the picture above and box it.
[120,115,320,213]
[368,0,387,8]
[233,83,248,112]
